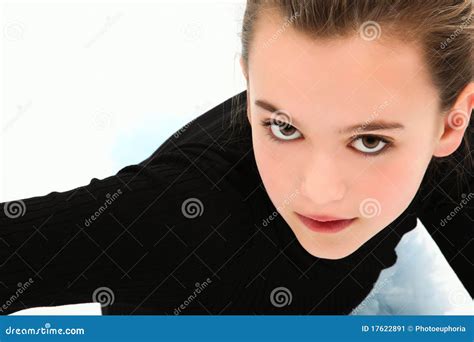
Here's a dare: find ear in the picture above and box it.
[433,82,473,158]
[239,55,252,125]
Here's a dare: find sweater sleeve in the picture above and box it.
[0,156,248,315]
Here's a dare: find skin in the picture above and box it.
[239,10,474,260]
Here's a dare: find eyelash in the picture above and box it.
[259,119,393,157]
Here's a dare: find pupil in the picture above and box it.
[279,123,294,136]
[363,136,378,148]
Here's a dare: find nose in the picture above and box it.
[299,152,347,205]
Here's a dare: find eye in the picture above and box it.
[260,119,302,142]
[350,135,392,156]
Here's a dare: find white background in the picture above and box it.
[1,0,247,202]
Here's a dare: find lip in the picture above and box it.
[300,213,353,222]
[295,212,357,234]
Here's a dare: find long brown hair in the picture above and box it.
[231,0,473,192]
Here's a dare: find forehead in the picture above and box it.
[247,10,439,120]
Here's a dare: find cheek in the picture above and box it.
[356,153,427,225]
[252,136,297,208]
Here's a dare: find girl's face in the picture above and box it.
[241,12,456,259]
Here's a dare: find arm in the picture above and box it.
[0,161,194,314]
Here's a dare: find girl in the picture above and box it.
[1,0,473,315]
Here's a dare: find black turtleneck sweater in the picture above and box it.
[0,90,472,315]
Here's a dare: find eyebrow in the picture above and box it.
[254,99,405,134]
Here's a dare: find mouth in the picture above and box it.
[295,212,357,234]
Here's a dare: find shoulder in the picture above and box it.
[107,90,260,247]
[137,90,253,186]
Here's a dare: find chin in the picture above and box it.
[305,245,358,260]
[296,234,361,260]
